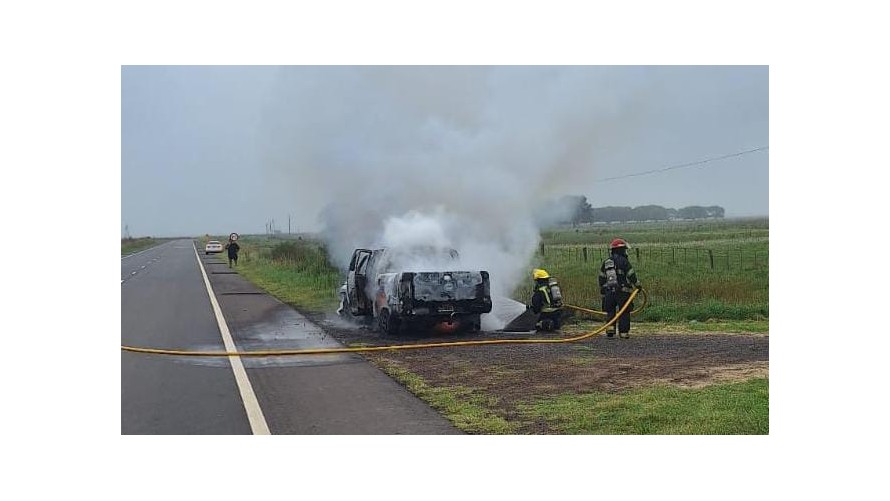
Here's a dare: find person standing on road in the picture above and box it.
[599,238,640,338]
[225,237,240,268]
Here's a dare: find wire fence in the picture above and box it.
[539,244,769,272]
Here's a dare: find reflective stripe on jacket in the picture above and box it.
[537,285,559,313]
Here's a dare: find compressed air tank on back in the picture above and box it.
[548,278,563,306]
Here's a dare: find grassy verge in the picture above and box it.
[226,236,341,312]
[633,320,769,334]
[374,359,518,434]
[517,378,768,434]
[562,317,769,335]
[121,237,170,256]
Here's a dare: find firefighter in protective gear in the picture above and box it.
[529,269,563,331]
[598,239,639,338]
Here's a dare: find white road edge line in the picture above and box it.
[193,243,271,435]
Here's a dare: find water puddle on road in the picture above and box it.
[170,308,358,369]
[165,345,359,369]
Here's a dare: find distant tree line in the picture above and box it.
[546,195,725,225]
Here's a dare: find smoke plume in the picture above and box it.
[259,67,648,327]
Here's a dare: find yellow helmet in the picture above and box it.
[533,269,550,280]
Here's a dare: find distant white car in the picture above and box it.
[205,240,223,254]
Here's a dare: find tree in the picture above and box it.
[540,195,593,226]
[569,195,593,225]
[678,206,709,219]
[631,205,669,221]
[592,206,633,223]
[537,197,725,226]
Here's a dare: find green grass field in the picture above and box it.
[213,236,342,312]
[222,218,769,325]
[522,218,769,322]
[517,378,768,434]
[121,237,171,256]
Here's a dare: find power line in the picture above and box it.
[593,145,769,183]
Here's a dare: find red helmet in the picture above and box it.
[610,238,628,249]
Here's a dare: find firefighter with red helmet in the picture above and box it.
[598,238,640,338]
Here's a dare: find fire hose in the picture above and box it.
[120,288,643,357]
[564,286,649,317]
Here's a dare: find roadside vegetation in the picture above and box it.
[215,236,342,312]
[208,218,769,434]
[520,217,769,324]
[374,360,517,434]
[121,237,171,256]
[220,218,769,326]
[517,378,768,434]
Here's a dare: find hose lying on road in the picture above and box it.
[121,288,641,358]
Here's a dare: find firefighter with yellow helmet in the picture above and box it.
[528,268,564,331]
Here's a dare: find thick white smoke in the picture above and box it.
[258,67,648,327]
[376,208,538,298]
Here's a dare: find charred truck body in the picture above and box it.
[341,247,492,335]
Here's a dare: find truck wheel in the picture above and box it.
[378,309,400,336]
[464,315,481,333]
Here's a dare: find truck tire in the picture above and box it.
[463,314,481,333]
[378,309,401,336]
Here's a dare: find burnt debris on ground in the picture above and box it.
[305,311,768,403]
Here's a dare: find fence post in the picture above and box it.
[708,249,714,270]
[583,247,588,262]
[635,247,640,263]
[541,242,545,256]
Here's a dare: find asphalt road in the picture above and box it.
[121,239,459,435]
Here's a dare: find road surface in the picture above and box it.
[121,239,459,434]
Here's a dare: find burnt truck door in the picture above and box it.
[347,249,373,315]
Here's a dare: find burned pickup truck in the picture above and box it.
[339,247,492,335]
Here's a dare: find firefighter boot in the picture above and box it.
[619,331,629,339]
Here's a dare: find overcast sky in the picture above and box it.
[121,66,768,238]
